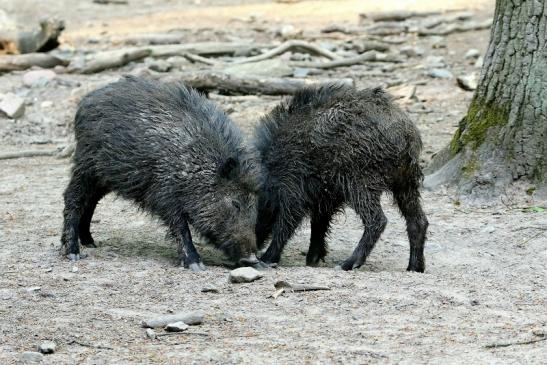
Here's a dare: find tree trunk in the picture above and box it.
[426,0,546,200]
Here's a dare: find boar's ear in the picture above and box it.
[219,157,238,179]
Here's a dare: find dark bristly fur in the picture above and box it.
[61,76,260,269]
[254,84,428,272]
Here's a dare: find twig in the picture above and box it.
[0,149,57,160]
[517,230,546,248]
[156,332,209,337]
[68,339,114,350]
[484,335,547,349]
[183,52,219,65]
[274,280,331,292]
[511,226,547,232]
[232,40,342,64]
[291,51,402,69]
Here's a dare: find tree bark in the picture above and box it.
[426,0,546,199]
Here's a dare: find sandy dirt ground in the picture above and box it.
[0,0,546,364]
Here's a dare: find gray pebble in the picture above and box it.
[21,351,43,363]
[427,68,453,79]
[165,321,189,332]
[38,341,56,354]
[229,267,263,283]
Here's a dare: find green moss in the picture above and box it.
[461,99,509,149]
[450,99,509,155]
[526,187,536,196]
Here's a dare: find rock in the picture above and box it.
[224,59,293,78]
[456,73,478,91]
[22,70,56,87]
[388,84,416,103]
[165,321,189,332]
[201,285,220,293]
[278,24,302,39]
[424,55,445,68]
[430,36,446,49]
[464,49,480,60]
[229,267,263,283]
[40,101,53,108]
[146,59,172,73]
[21,351,43,363]
[38,341,56,354]
[293,67,310,78]
[145,328,156,339]
[0,93,25,118]
[475,56,484,68]
[427,68,453,79]
[142,311,204,328]
[26,286,41,293]
[399,45,424,57]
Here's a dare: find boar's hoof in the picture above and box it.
[252,260,276,270]
[406,264,425,273]
[188,262,206,272]
[81,239,97,248]
[338,258,362,271]
[305,253,326,267]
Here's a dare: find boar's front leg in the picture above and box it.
[171,219,205,272]
[260,209,305,265]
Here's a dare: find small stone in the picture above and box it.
[38,341,56,354]
[474,56,484,68]
[145,328,156,339]
[424,55,446,68]
[0,93,25,119]
[229,267,263,283]
[22,70,56,87]
[293,67,310,78]
[427,68,453,79]
[399,45,424,57]
[40,101,54,109]
[21,351,43,363]
[430,36,446,49]
[464,49,480,60]
[26,287,41,293]
[201,285,220,293]
[456,73,478,91]
[71,265,78,273]
[278,24,302,39]
[388,84,416,103]
[147,59,172,73]
[165,321,189,332]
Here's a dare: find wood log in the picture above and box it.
[162,71,354,95]
[418,19,492,36]
[0,53,68,72]
[359,10,440,23]
[68,48,151,74]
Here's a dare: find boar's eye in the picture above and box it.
[232,200,241,211]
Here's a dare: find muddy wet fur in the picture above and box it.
[254,84,428,272]
[61,76,260,270]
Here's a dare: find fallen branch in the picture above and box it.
[485,333,547,349]
[290,51,402,69]
[0,149,58,160]
[0,53,68,72]
[162,71,354,95]
[231,40,341,64]
[183,52,219,65]
[68,48,151,74]
[112,33,186,46]
[361,10,441,23]
[274,280,331,292]
[418,19,492,36]
[148,42,270,58]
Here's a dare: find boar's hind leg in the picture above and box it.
[62,172,99,261]
[79,187,108,248]
[306,202,341,266]
[340,191,386,271]
[393,187,428,273]
[172,219,204,272]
